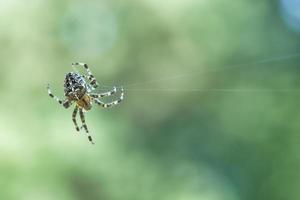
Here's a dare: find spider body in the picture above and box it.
[63,72,92,110]
[47,63,124,144]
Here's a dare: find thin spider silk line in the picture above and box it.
[121,88,300,93]
[95,51,300,92]
[120,51,300,88]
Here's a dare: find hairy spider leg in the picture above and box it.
[47,84,71,108]
[90,86,117,98]
[72,106,80,131]
[72,62,99,88]
[94,87,124,108]
[79,108,94,144]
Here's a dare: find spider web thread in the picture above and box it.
[97,51,300,93]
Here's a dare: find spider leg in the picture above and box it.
[94,87,124,108]
[90,86,117,98]
[79,108,94,144]
[47,84,71,108]
[72,62,99,88]
[72,106,80,132]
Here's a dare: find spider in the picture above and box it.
[47,62,124,144]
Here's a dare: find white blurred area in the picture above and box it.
[280,0,300,32]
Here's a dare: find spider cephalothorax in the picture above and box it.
[47,62,124,144]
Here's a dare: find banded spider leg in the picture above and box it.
[47,84,71,108]
[72,62,99,89]
[79,108,94,144]
[94,87,124,108]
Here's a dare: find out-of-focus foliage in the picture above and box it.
[0,0,300,200]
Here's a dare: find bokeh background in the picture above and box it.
[0,0,300,199]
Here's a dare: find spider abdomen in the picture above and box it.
[64,72,87,100]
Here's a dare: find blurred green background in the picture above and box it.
[1,0,300,199]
